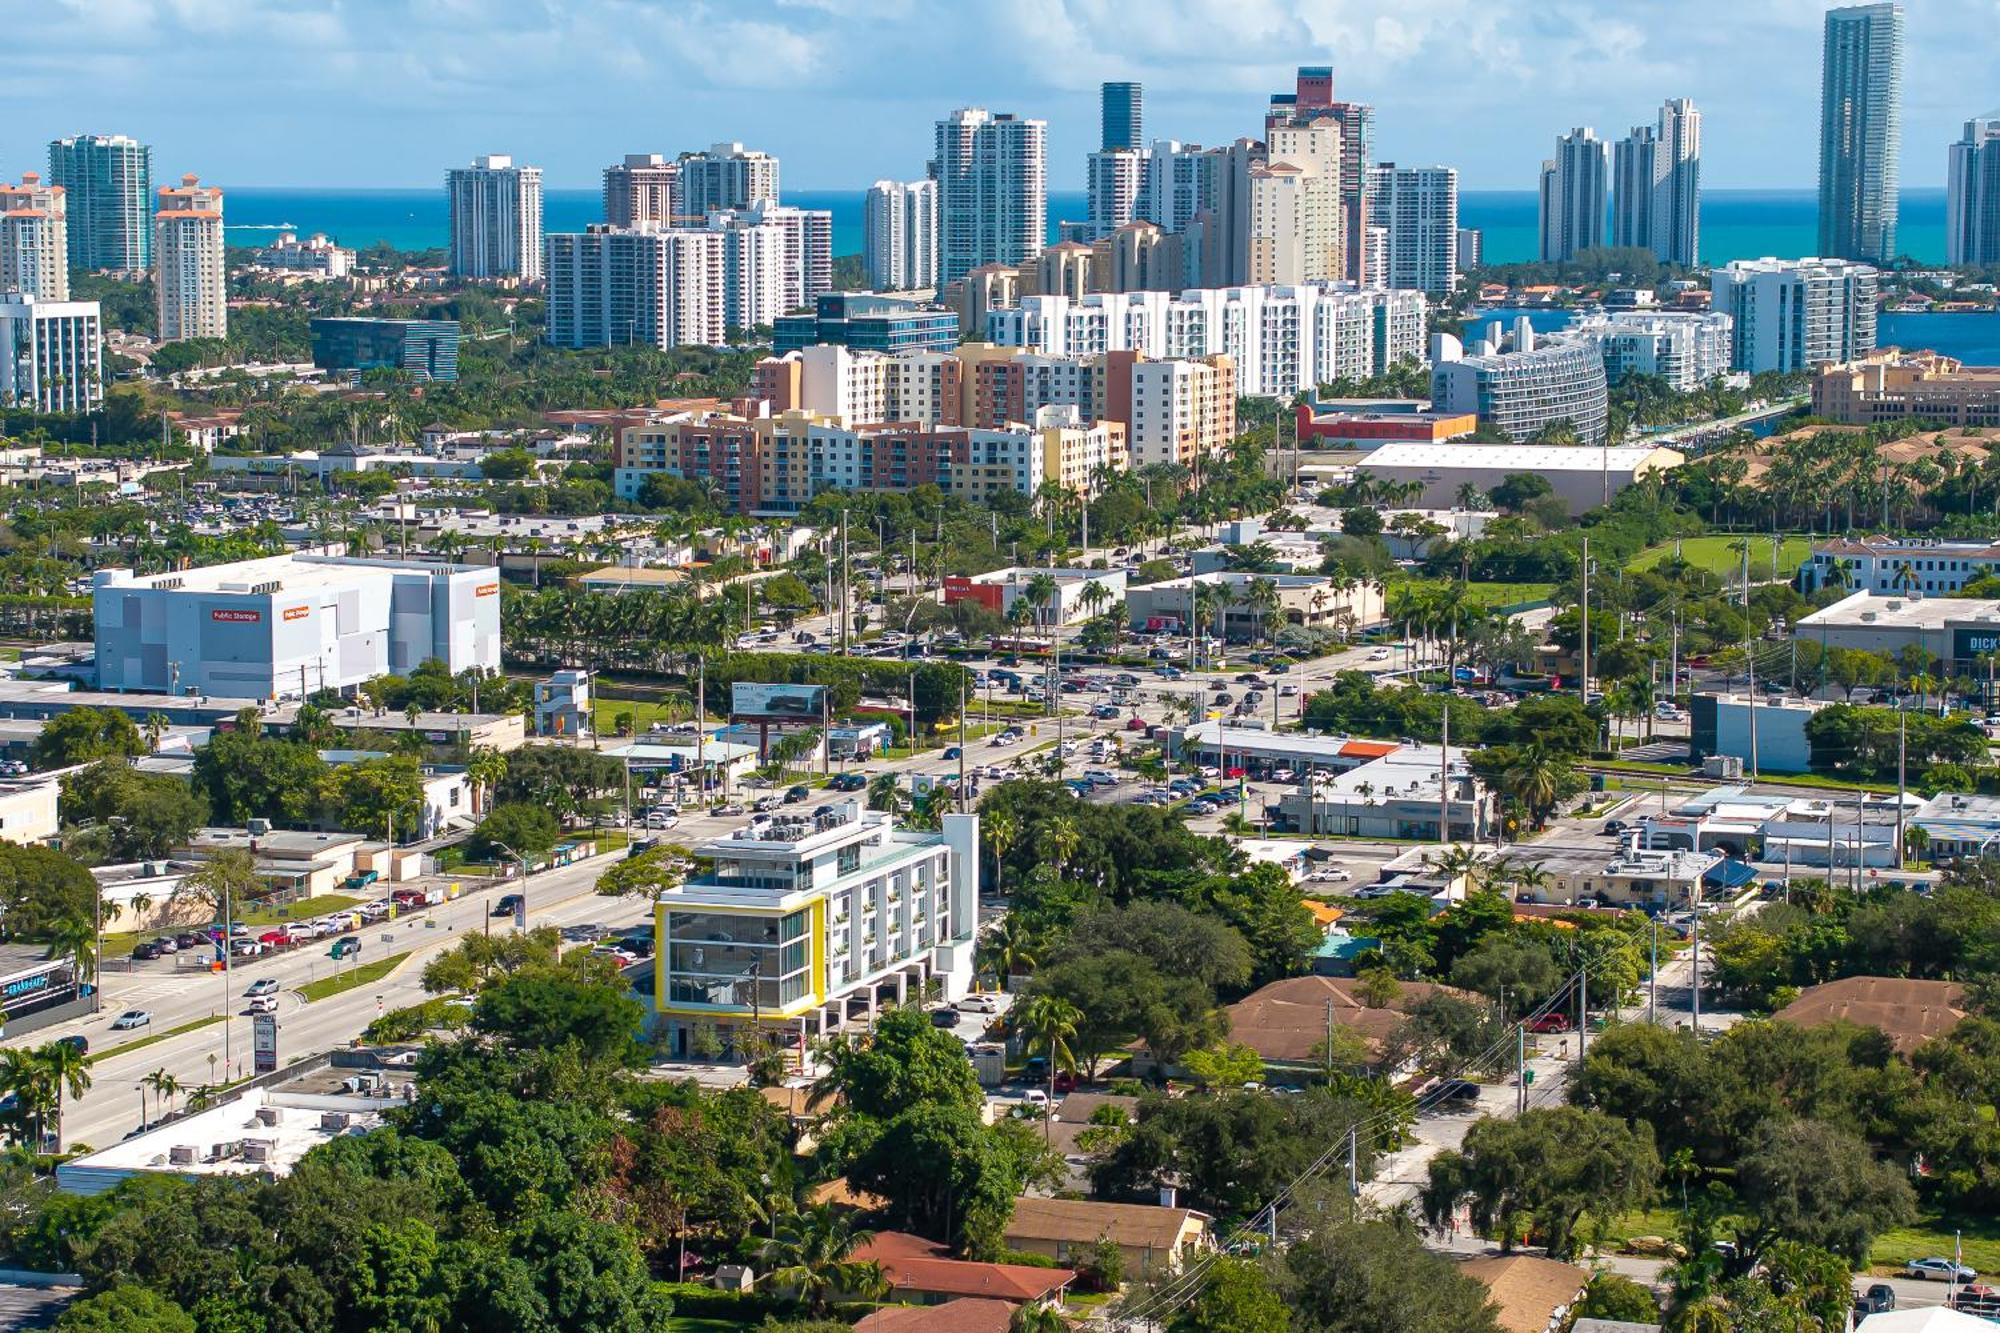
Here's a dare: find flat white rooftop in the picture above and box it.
[1797,590,2000,631]
[103,553,479,594]
[56,1088,394,1195]
[1363,443,1677,470]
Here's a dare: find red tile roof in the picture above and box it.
[855,1232,1075,1303]
[856,1297,1017,1333]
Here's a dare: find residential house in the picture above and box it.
[1191,974,1471,1078]
[852,1231,1075,1307]
[1457,1255,1588,1333]
[856,1298,1016,1333]
[1003,1196,1212,1276]
[1772,976,1969,1053]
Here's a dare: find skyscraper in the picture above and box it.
[677,143,779,218]
[1266,67,1374,283]
[863,180,939,290]
[1101,82,1142,152]
[931,108,1047,285]
[1611,128,1657,254]
[46,133,150,273]
[0,173,70,300]
[1367,164,1458,295]
[1248,122,1345,285]
[1538,128,1607,263]
[1711,257,1878,373]
[153,174,226,342]
[544,226,727,350]
[1086,149,1146,240]
[1611,101,1700,266]
[1819,2,1904,264]
[447,155,544,280]
[1652,99,1702,267]
[1948,115,2000,267]
[602,154,678,228]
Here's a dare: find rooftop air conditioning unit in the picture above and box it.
[168,1145,197,1165]
[319,1112,352,1132]
[241,1140,273,1164]
[210,1141,240,1161]
[255,1107,281,1126]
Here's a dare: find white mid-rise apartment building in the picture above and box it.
[1126,354,1237,469]
[932,108,1047,285]
[1571,310,1733,391]
[650,801,979,1057]
[545,226,726,350]
[1800,537,2000,597]
[447,155,543,281]
[249,231,353,278]
[988,283,1425,398]
[1366,163,1457,295]
[862,180,938,291]
[677,142,779,218]
[1709,256,1878,374]
[1249,122,1344,285]
[153,174,226,342]
[705,201,831,316]
[0,293,102,413]
[0,174,69,301]
[1086,148,1146,241]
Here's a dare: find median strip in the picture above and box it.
[88,1014,223,1065]
[298,953,411,1003]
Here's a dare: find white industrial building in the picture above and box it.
[92,554,501,701]
[57,1088,394,1196]
[1799,537,2000,597]
[1688,691,1825,774]
[1795,590,2000,671]
[1357,442,1684,516]
[651,801,980,1058]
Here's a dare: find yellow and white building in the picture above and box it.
[651,799,979,1057]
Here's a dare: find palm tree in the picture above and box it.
[866,772,903,814]
[0,1048,50,1148]
[1244,576,1283,648]
[1905,824,1930,866]
[43,915,97,1001]
[978,914,1041,986]
[465,747,509,815]
[1043,814,1081,876]
[143,713,170,753]
[37,1039,90,1153]
[759,1204,885,1317]
[982,807,1021,892]
[1011,1303,1074,1332]
[142,1068,181,1126]
[1014,993,1082,1137]
[1497,744,1575,831]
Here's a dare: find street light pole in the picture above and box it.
[491,841,529,928]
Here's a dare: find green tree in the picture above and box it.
[1421,1107,1660,1259]
[594,844,690,899]
[31,707,144,770]
[471,968,646,1067]
[323,754,426,840]
[0,843,98,941]
[1279,1216,1503,1332]
[473,802,562,862]
[1573,1271,1660,1326]
[1178,1042,1267,1091]
[1730,1118,1915,1271]
[54,1286,196,1333]
[759,1203,886,1316]
[1174,1256,1291,1333]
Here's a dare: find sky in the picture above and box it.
[5,0,1996,194]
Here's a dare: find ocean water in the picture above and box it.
[221,185,1950,268]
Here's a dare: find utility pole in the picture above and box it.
[1896,709,1907,869]
[696,656,706,804]
[1346,1124,1359,1221]
[958,674,968,811]
[1578,965,1588,1058]
[1516,1021,1527,1114]
[1438,706,1451,849]
[1648,917,1658,1024]
[1746,643,1759,780]
[1689,878,1702,1034]
[839,509,850,656]
[1578,536,1590,706]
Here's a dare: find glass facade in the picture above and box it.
[773,293,958,356]
[309,317,461,381]
[665,907,812,1010]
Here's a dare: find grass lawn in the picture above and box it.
[1629,535,1812,579]
[594,696,690,735]
[1870,1215,2000,1275]
[661,1320,748,1333]
[88,1014,222,1065]
[298,952,410,1003]
[103,894,366,958]
[1465,581,1556,608]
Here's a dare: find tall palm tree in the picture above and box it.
[43,915,97,1000]
[465,747,509,814]
[37,1039,90,1153]
[143,713,171,753]
[982,807,1021,891]
[978,915,1041,987]
[1014,993,1082,1136]
[0,1048,50,1148]
[759,1204,885,1317]
[1043,815,1081,875]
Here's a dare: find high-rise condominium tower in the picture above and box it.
[154,174,226,342]
[677,143,779,218]
[448,155,544,280]
[1101,82,1142,152]
[863,180,939,291]
[46,133,151,272]
[1367,164,1458,295]
[603,154,678,228]
[1819,3,1903,264]
[1266,67,1374,283]
[931,108,1047,285]
[1948,115,2000,267]
[1539,128,1607,263]
[1611,100,1701,266]
[0,173,70,300]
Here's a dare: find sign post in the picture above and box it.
[252,1013,278,1075]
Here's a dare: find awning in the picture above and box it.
[1702,859,1759,889]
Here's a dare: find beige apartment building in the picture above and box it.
[154,174,226,342]
[0,174,68,301]
[1812,350,2000,428]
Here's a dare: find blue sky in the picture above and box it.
[5,0,1993,192]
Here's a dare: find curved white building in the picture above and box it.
[1429,318,1609,444]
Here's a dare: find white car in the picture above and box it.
[1904,1258,1977,1282]
[244,978,281,998]
[1368,648,1392,661]
[1020,1089,1050,1113]
[109,1009,152,1030]
[1311,867,1353,883]
[957,993,1004,1014]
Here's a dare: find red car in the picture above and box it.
[257,929,291,948]
[1527,1013,1572,1034]
[1052,1071,1078,1094]
[1126,717,1149,732]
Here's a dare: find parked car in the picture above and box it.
[1310,867,1352,883]
[257,930,290,949]
[109,1009,151,1031]
[957,993,1003,1014]
[173,932,204,950]
[1020,1089,1050,1113]
[130,942,164,961]
[1526,1013,1573,1034]
[1431,1078,1481,1107]
[231,938,265,957]
[785,785,812,803]
[1906,1258,1978,1283]
[1855,1284,1896,1315]
[358,902,390,923]
[244,978,280,998]
[494,894,522,918]
[1602,819,1628,836]
[929,1007,960,1028]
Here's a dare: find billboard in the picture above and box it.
[731,683,827,720]
[253,1013,278,1074]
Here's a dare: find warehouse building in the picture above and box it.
[1357,442,1685,516]
[93,555,501,701]
[1795,591,2000,672]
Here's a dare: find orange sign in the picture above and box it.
[475,583,499,597]
[282,605,310,621]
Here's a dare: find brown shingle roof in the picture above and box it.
[1224,974,1467,1064]
[1004,1197,1205,1252]
[856,1297,1017,1333]
[1772,976,1970,1053]
[855,1232,1075,1303]
[1458,1255,1587,1333]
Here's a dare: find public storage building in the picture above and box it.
[93,555,502,700]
